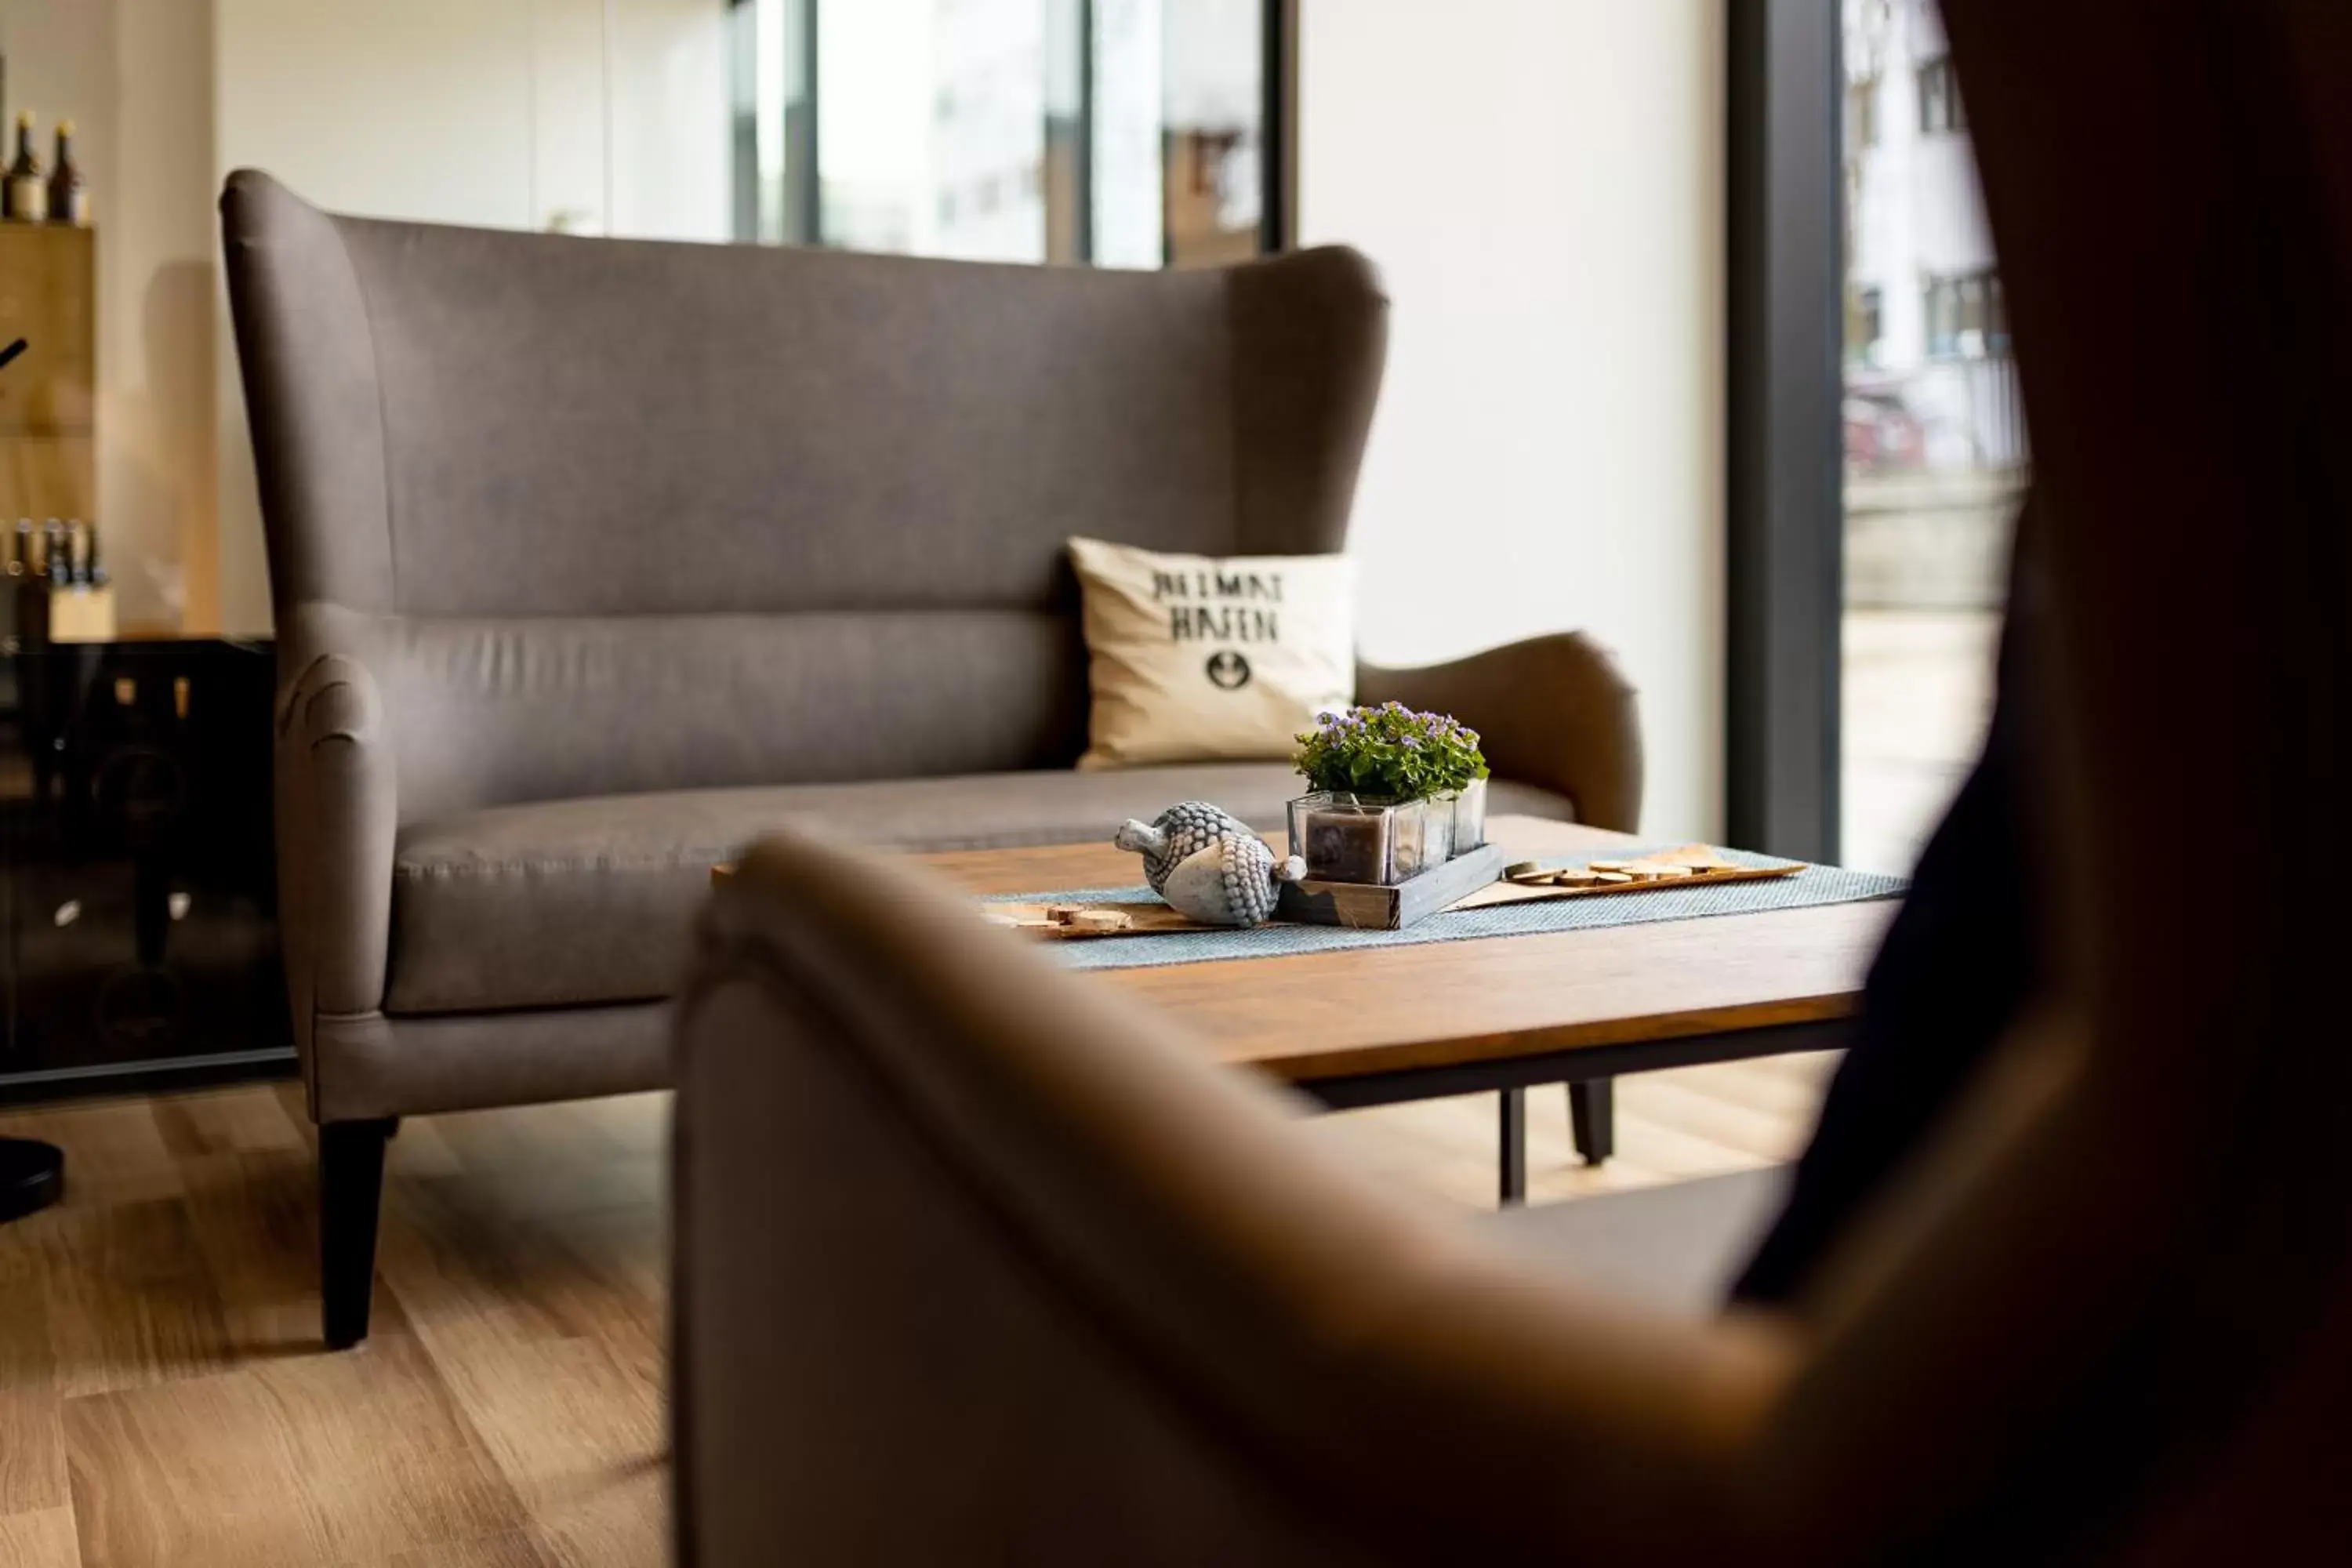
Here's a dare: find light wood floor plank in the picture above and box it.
[176,1145,332,1355]
[365,1530,551,1568]
[0,1392,67,1521]
[0,1505,82,1568]
[0,1392,66,1523]
[33,1197,236,1401]
[1,1102,182,1205]
[0,1242,66,1519]
[60,1304,527,1568]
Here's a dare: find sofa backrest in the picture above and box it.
[222,171,1386,817]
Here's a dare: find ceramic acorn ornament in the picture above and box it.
[1114,801,1306,929]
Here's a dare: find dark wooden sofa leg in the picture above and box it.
[1569,1079,1616,1165]
[320,1118,394,1349]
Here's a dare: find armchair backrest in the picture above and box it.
[221,172,1385,820]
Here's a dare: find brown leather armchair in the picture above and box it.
[668,0,2352,1548]
[673,818,2352,1564]
[220,172,1642,1348]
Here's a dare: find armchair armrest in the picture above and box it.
[275,652,397,1052]
[676,833,1793,1563]
[1358,632,1643,833]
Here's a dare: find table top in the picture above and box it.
[911,815,1892,1087]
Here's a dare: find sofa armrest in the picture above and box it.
[1357,632,1643,833]
[276,652,398,1051]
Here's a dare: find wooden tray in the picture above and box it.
[1275,843,1509,931]
[987,844,1512,939]
[982,898,1217,939]
[1450,844,1804,911]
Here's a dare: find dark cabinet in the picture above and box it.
[1,637,290,1100]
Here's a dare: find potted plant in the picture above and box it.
[1287,704,1491,885]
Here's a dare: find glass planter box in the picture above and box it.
[1287,793,1434,886]
[1421,792,1458,866]
[1448,776,1489,852]
[1288,779,1494,886]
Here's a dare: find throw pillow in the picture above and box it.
[1068,537,1356,770]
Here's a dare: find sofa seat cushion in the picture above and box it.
[387,764,1574,1014]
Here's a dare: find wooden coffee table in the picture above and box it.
[912,815,1891,1206]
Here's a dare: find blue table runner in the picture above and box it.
[993,846,1907,973]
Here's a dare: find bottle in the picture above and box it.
[82,521,106,587]
[42,519,68,589]
[10,520,30,578]
[46,120,85,226]
[5,111,42,222]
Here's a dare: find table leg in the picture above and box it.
[1569,1078,1616,1165]
[1499,1087,1527,1207]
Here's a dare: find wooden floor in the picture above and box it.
[0,1055,1835,1566]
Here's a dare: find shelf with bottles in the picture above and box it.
[3,110,91,227]
[5,517,114,646]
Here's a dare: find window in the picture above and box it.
[1918,56,1965,134]
[1848,76,1880,151]
[731,0,1278,267]
[1846,285,1885,365]
[1923,270,2008,361]
[1735,0,2031,875]
[1841,9,2023,876]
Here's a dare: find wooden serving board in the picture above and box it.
[1452,844,1805,910]
[989,844,1515,939]
[982,899,1220,939]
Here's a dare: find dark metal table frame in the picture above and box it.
[1296,1017,1853,1205]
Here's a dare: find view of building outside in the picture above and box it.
[931,0,1049,261]
[731,0,1261,267]
[816,0,952,254]
[1159,0,1262,268]
[1092,0,1166,266]
[1841,0,2027,873]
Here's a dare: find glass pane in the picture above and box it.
[1840,0,2027,875]
[808,0,1047,261]
[1162,0,1261,267]
[1094,0,1262,269]
[816,0,940,254]
[757,0,1265,268]
[930,0,1047,260]
[1091,0,1165,266]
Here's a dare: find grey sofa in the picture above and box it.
[220,169,1641,1348]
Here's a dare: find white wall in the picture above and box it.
[3,0,219,632]
[1299,0,1726,840]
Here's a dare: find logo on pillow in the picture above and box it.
[1206,650,1252,690]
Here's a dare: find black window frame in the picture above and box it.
[727,0,1290,262]
[1727,0,1845,861]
